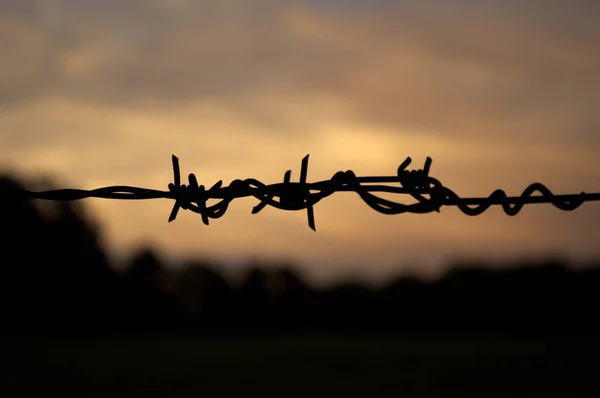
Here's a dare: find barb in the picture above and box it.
[4,154,598,231]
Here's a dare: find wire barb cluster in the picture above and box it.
[6,154,599,231]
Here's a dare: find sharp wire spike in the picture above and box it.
[5,153,599,231]
[300,155,315,230]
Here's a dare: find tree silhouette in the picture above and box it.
[171,260,234,330]
[2,171,600,338]
[0,175,121,333]
[121,248,179,330]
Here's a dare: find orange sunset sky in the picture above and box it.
[1,0,599,284]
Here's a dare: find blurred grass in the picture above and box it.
[0,335,598,397]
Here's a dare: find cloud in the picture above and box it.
[0,0,298,102]
[1,0,598,146]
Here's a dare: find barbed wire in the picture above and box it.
[4,154,598,231]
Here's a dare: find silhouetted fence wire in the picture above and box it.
[5,154,599,230]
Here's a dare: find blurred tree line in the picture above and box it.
[1,173,599,337]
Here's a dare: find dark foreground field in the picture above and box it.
[1,335,599,397]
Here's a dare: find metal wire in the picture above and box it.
[4,154,597,231]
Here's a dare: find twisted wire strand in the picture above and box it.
[4,154,598,231]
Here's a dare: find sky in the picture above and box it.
[1,0,599,284]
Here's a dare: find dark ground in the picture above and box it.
[1,335,599,397]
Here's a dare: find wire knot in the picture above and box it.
[397,157,443,212]
[168,156,210,224]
